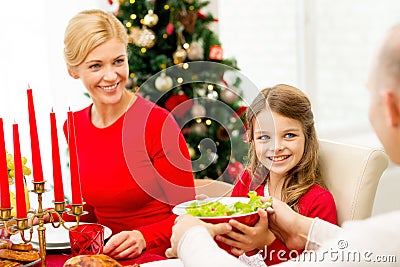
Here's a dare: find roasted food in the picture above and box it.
[10,243,33,252]
[63,254,124,267]
[0,240,12,250]
[0,249,39,262]
[0,259,23,267]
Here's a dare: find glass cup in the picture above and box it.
[69,224,104,256]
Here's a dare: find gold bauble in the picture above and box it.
[130,26,156,48]
[188,147,196,159]
[155,72,173,92]
[173,47,187,64]
[220,88,239,104]
[143,10,159,27]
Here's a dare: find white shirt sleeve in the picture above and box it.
[305,217,342,251]
[178,226,248,267]
[178,212,400,266]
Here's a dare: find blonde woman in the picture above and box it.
[62,9,195,263]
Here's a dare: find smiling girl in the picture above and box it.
[218,84,337,266]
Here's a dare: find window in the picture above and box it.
[217,0,400,147]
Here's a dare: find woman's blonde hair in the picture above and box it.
[245,84,324,212]
[64,9,128,67]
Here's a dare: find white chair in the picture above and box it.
[319,139,389,226]
[194,178,233,198]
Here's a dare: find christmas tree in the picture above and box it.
[114,0,248,182]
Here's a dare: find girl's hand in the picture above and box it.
[103,230,146,259]
[216,208,275,256]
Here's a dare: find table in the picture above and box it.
[44,249,168,266]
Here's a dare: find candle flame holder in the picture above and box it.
[0,180,86,267]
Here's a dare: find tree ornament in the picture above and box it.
[164,93,193,119]
[187,41,204,60]
[166,23,174,35]
[188,146,196,158]
[155,71,173,92]
[130,26,156,48]
[143,10,159,27]
[173,46,187,64]
[177,10,197,34]
[209,45,223,60]
[220,88,239,104]
[206,89,218,101]
[191,103,206,117]
[216,126,229,142]
[192,122,207,135]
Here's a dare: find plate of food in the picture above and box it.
[0,239,41,266]
[172,191,272,225]
[172,192,272,253]
[11,222,112,250]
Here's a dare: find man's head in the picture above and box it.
[368,24,400,164]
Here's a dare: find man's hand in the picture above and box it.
[165,214,232,258]
[267,198,313,250]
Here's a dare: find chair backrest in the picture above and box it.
[319,139,389,226]
[194,179,233,198]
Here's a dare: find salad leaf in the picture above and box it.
[185,191,272,217]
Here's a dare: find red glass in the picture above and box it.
[69,224,104,256]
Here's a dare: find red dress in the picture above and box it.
[232,170,337,265]
[63,95,195,258]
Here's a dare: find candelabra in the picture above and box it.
[0,180,86,267]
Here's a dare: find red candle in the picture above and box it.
[67,111,82,205]
[13,123,27,218]
[0,118,11,209]
[27,88,44,182]
[50,111,64,203]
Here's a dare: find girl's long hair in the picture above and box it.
[245,84,325,212]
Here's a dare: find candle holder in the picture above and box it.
[0,180,87,267]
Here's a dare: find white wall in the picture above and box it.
[216,0,400,215]
[0,1,104,205]
[217,0,400,148]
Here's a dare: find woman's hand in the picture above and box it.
[103,230,146,259]
[215,208,275,256]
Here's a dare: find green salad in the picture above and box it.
[185,191,272,217]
